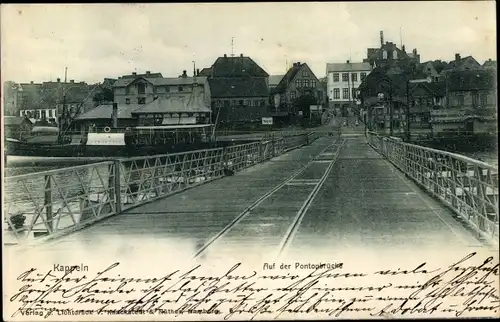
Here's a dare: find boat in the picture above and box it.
[5,73,225,160]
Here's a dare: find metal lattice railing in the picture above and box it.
[367,131,499,244]
[4,162,117,245]
[4,132,318,245]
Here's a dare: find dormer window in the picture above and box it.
[178,86,183,92]
[137,83,146,94]
[382,50,388,59]
[393,51,398,59]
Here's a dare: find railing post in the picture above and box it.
[44,175,53,233]
[272,139,276,158]
[259,141,264,162]
[114,160,122,214]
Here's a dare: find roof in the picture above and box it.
[444,56,481,71]
[74,104,139,120]
[120,72,163,79]
[269,75,284,86]
[4,116,32,125]
[198,68,212,76]
[131,95,211,114]
[272,63,303,93]
[483,60,497,68]
[208,77,269,98]
[326,62,372,73]
[446,69,495,92]
[113,76,207,88]
[210,56,269,77]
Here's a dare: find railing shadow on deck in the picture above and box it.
[366,131,499,246]
[4,132,322,246]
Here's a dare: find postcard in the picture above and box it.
[2,2,498,320]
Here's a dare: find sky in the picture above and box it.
[1,2,496,84]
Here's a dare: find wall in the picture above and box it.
[327,68,371,109]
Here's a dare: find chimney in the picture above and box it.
[455,53,461,61]
[380,30,384,47]
[224,54,227,58]
[112,103,118,128]
[413,49,417,55]
[146,71,151,75]
[346,60,350,64]
[402,45,406,52]
[132,72,137,76]
[30,81,34,84]
[57,78,61,83]
[240,54,243,57]
[196,68,200,76]
[70,80,74,83]
[182,70,187,78]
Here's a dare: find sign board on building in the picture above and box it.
[261,117,273,125]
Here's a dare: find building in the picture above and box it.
[18,78,95,124]
[73,82,210,133]
[4,116,33,140]
[326,61,372,117]
[204,54,270,125]
[482,59,497,71]
[441,54,481,74]
[112,71,211,109]
[364,31,420,68]
[431,69,496,135]
[271,62,324,116]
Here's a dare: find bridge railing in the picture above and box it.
[367,131,499,245]
[4,132,320,245]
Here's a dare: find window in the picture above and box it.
[382,50,388,59]
[125,98,130,104]
[302,70,309,77]
[393,51,398,59]
[137,83,146,94]
[48,109,53,117]
[351,73,357,82]
[480,94,488,106]
[342,88,349,99]
[342,73,349,82]
[138,97,146,104]
[472,93,479,107]
[333,88,340,99]
[260,100,266,106]
[239,100,244,105]
[457,93,464,106]
[231,100,236,106]
[153,86,157,94]
[244,99,250,106]
[165,86,170,92]
[352,88,356,100]
[125,87,130,95]
[216,100,222,107]
[311,80,316,87]
[41,110,46,119]
[305,79,310,88]
[333,73,339,82]
[178,86,183,92]
[291,91,296,100]
[360,73,367,81]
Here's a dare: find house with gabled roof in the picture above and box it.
[112,71,211,109]
[205,54,270,124]
[482,59,497,71]
[270,62,323,117]
[441,54,481,74]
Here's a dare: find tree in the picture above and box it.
[93,87,114,104]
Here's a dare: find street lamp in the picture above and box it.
[406,76,432,142]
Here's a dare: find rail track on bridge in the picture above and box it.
[193,138,346,260]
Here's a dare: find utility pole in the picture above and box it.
[231,37,235,57]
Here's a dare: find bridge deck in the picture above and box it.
[17,132,493,264]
